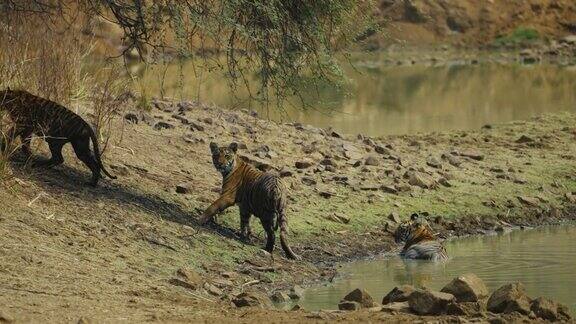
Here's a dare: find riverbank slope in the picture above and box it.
[0,99,575,322]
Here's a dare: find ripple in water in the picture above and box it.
[299,225,576,313]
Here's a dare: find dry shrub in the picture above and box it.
[0,12,131,181]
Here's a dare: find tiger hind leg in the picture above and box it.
[35,139,65,168]
[239,210,252,242]
[260,217,276,255]
[71,137,101,187]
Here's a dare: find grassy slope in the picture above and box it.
[0,99,575,321]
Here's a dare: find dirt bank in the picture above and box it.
[0,97,575,322]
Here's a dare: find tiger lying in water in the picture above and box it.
[199,142,300,260]
[394,214,448,261]
[0,89,116,186]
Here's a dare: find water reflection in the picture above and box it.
[139,59,576,136]
[300,225,576,313]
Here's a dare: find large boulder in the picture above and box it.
[530,297,571,321]
[408,290,455,315]
[382,285,417,304]
[441,273,489,302]
[341,288,376,308]
[487,283,531,315]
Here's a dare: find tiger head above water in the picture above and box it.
[210,142,238,176]
[394,213,436,244]
[394,213,448,261]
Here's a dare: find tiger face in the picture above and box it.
[210,142,238,175]
[394,214,431,243]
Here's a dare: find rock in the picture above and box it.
[364,155,380,166]
[404,0,428,23]
[560,35,576,45]
[440,274,489,302]
[232,292,269,308]
[375,145,391,155]
[530,297,558,321]
[279,168,293,178]
[124,112,139,124]
[153,121,175,130]
[382,285,416,304]
[342,288,375,308]
[0,310,14,323]
[270,291,291,303]
[382,185,398,194]
[446,301,484,316]
[408,290,455,315]
[516,135,535,143]
[565,192,576,203]
[176,183,193,194]
[326,212,350,224]
[109,164,130,176]
[408,172,437,189]
[301,176,317,186]
[320,158,337,167]
[381,301,411,314]
[459,150,484,161]
[487,283,531,315]
[188,121,204,132]
[295,160,314,169]
[204,282,223,296]
[289,285,305,300]
[387,212,402,224]
[442,154,462,167]
[517,196,539,207]
[170,267,203,290]
[172,114,190,124]
[426,156,442,169]
[338,301,361,311]
[438,177,452,187]
[291,304,303,311]
[342,143,363,160]
[318,188,337,199]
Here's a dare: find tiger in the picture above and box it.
[199,142,300,260]
[0,88,116,186]
[394,213,448,261]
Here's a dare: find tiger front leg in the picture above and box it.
[199,194,235,225]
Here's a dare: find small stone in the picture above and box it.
[289,285,305,300]
[295,160,314,169]
[172,114,190,124]
[109,164,129,176]
[338,301,361,311]
[408,290,455,315]
[387,212,402,223]
[270,291,291,303]
[204,282,223,296]
[124,112,139,124]
[326,212,350,224]
[446,301,484,316]
[341,288,375,308]
[517,196,539,207]
[382,185,398,194]
[487,283,531,315]
[408,172,437,189]
[438,177,452,187]
[232,292,269,308]
[375,145,391,155]
[154,121,175,130]
[301,176,317,186]
[279,168,293,178]
[291,304,303,311]
[176,268,203,287]
[516,135,535,143]
[459,150,484,161]
[531,297,561,321]
[442,154,462,167]
[440,274,489,302]
[426,156,442,168]
[382,285,416,304]
[364,155,380,166]
[176,183,193,194]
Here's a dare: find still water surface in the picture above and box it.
[299,225,576,313]
[140,59,576,136]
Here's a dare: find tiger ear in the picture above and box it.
[410,213,419,221]
[209,142,219,154]
[228,142,238,153]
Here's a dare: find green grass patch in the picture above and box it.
[493,27,540,46]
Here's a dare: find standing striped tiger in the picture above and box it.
[0,89,116,186]
[394,214,448,261]
[200,142,300,260]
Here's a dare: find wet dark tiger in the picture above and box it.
[200,142,300,260]
[0,89,116,186]
[394,214,448,261]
